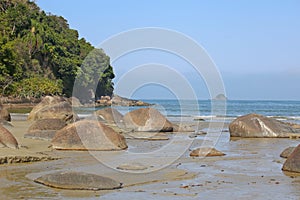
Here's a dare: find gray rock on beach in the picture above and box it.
[282,144,300,173]
[25,119,67,140]
[280,147,296,158]
[123,108,173,132]
[190,147,225,157]
[229,113,298,138]
[0,103,11,122]
[51,120,128,151]
[0,125,18,149]
[28,96,78,123]
[117,163,148,171]
[95,107,123,124]
[34,171,122,190]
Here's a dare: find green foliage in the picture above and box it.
[0,0,115,99]
[10,76,63,98]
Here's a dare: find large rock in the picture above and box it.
[190,147,225,157]
[34,171,122,190]
[282,144,300,173]
[123,108,173,132]
[280,147,296,158]
[25,119,67,140]
[229,113,298,138]
[28,96,78,123]
[0,125,18,149]
[0,104,11,122]
[51,120,127,150]
[95,108,123,124]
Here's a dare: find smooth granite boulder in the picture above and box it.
[123,108,173,132]
[51,120,127,151]
[190,147,225,157]
[229,113,298,138]
[0,125,18,149]
[95,108,123,124]
[0,104,11,122]
[34,171,122,190]
[282,144,300,173]
[25,119,67,140]
[280,147,296,158]
[28,96,78,123]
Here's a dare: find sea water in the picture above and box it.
[77,100,300,124]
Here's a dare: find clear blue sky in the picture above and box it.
[36,0,300,100]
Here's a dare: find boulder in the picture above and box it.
[0,104,11,122]
[95,108,123,124]
[123,108,173,132]
[51,120,127,151]
[280,147,296,158]
[190,147,225,157]
[229,113,298,138]
[34,171,122,190]
[117,163,148,171]
[282,144,300,173]
[66,97,82,107]
[0,125,18,149]
[24,119,67,140]
[28,96,78,123]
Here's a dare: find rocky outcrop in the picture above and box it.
[229,113,298,138]
[25,119,67,140]
[94,108,123,124]
[28,96,78,123]
[213,94,227,101]
[282,144,300,173]
[34,171,122,190]
[280,147,296,158]
[51,120,127,151]
[111,95,152,106]
[190,147,225,157]
[0,103,11,122]
[0,125,18,149]
[123,108,173,132]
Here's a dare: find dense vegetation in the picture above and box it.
[0,0,114,100]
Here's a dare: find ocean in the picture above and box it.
[79,100,300,124]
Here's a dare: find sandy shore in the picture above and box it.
[0,118,300,199]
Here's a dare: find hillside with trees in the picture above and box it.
[0,0,114,101]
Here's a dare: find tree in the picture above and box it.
[0,0,115,99]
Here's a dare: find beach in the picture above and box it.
[1,111,300,199]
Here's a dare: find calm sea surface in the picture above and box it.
[78,100,300,124]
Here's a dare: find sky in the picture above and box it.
[36,0,300,100]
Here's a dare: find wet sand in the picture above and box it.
[0,118,300,199]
